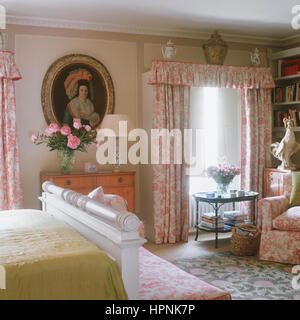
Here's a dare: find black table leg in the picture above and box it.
[195,200,199,241]
[252,197,258,225]
[215,203,218,248]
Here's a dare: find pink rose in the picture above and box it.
[48,123,60,133]
[84,125,91,132]
[60,125,71,136]
[31,134,37,143]
[44,127,52,137]
[67,134,80,149]
[73,118,82,129]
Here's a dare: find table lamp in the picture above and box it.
[98,114,134,172]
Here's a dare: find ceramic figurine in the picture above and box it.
[250,48,261,66]
[271,117,300,170]
[161,40,177,60]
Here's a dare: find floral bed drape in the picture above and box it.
[149,60,274,244]
[0,51,23,210]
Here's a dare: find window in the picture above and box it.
[189,87,241,195]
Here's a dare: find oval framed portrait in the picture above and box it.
[41,54,115,129]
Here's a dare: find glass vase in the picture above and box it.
[57,150,75,174]
[216,183,229,196]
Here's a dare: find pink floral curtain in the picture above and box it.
[240,88,272,218]
[152,85,190,244]
[0,51,23,210]
[150,60,274,244]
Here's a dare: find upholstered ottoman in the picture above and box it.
[139,247,231,300]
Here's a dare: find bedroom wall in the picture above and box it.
[6,24,270,240]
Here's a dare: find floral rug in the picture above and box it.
[171,252,300,300]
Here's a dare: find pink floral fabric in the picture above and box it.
[273,207,300,232]
[149,60,274,89]
[150,60,274,244]
[283,173,292,200]
[259,230,300,265]
[258,174,300,264]
[88,186,105,203]
[152,84,190,244]
[257,196,289,232]
[139,247,231,300]
[240,89,272,219]
[104,194,128,212]
[0,51,23,210]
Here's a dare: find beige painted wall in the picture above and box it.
[6,23,274,240]
[14,33,138,211]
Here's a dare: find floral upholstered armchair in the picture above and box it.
[257,173,300,265]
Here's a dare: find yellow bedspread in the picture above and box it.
[0,209,128,300]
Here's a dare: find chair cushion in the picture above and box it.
[87,186,105,203]
[290,172,300,207]
[104,194,128,211]
[273,206,300,231]
[88,188,146,238]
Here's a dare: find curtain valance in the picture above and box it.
[0,51,22,80]
[149,60,275,89]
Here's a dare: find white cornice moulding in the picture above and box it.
[6,14,294,46]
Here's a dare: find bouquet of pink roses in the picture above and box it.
[31,118,97,173]
[206,163,241,186]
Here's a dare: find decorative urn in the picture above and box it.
[202,31,228,65]
[161,40,177,60]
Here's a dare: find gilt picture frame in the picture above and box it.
[41,54,115,129]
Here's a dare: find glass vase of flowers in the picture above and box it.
[31,118,97,174]
[206,163,241,195]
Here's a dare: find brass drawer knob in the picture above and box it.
[118,177,123,183]
[66,180,71,186]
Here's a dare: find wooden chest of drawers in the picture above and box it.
[263,168,289,198]
[41,171,135,212]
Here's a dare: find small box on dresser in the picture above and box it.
[40,171,135,212]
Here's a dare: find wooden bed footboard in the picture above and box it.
[40,181,146,300]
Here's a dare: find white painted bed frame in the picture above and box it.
[40,181,146,300]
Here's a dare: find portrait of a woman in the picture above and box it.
[63,69,100,128]
[42,54,114,129]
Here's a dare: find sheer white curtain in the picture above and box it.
[189,87,241,195]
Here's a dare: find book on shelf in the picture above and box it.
[281,58,300,76]
[289,108,298,126]
[223,214,248,221]
[224,220,245,227]
[277,59,283,78]
[272,83,300,104]
[202,212,223,220]
[199,223,225,231]
[274,111,288,127]
[201,217,224,224]
[200,218,224,228]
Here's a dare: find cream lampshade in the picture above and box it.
[97,114,134,172]
[99,114,134,136]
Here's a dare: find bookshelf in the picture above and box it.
[271,47,300,133]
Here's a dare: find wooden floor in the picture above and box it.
[143,231,232,261]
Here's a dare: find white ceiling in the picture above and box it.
[3,0,300,45]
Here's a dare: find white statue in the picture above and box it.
[271,117,300,170]
[250,48,261,66]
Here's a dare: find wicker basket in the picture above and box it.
[230,224,261,256]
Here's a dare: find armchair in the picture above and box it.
[257,173,300,265]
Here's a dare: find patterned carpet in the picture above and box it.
[171,252,300,300]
